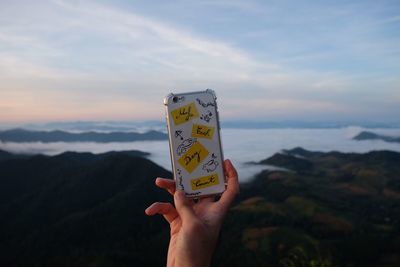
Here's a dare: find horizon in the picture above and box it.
[1,119,400,132]
[1,0,399,123]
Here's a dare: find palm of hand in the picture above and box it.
[146,159,239,267]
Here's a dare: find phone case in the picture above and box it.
[164,89,226,198]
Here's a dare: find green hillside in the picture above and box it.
[213,148,400,267]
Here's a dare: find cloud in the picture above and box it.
[0,0,399,123]
[192,0,264,14]
[222,97,348,119]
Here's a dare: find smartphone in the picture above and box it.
[164,89,226,198]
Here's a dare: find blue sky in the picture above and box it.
[0,0,399,123]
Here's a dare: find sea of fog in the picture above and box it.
[1,127,400,182]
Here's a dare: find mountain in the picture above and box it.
[282,146,325,158]
[0,128,167,143]
[221,120,400,129]
[259,151,313,172]
[353,131,400,143]
[0,150,171,267]
[21,120,166,133]
[0,150,150,163]
[0,150,18,160]
[1,148,400,266]
[213,148,400,267]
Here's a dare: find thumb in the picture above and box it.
[174,190,195,221]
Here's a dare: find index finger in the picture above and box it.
[217,159,239,210]
[155,177,176,196]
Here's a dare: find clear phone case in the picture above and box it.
[164,89,225,197]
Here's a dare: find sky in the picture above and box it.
[0,0,399,124]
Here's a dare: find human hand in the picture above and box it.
[145,159,239,267]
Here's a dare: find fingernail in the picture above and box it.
[144,206,152,215]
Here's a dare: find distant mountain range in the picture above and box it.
[0,128,167,143]
[221,120,400,129]
[1,148,400,266]
[0,149,150,163]
[2,120,399,132]
[353,131,400,143]
[19,120,166,133]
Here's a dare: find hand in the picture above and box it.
[145,159,239,267]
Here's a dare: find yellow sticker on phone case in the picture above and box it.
[191,173,219,190]
[178,141,209,173]
[171,102,199,125]
[191,124,215,139]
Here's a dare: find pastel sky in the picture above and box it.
[1,0,399,123]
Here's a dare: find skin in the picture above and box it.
[145,159,240,267]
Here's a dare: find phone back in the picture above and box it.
[164,89,225,197]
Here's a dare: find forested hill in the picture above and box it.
[215,148,400,267]
[1,148,400,266]
[0,150,172,267]
[0,128,167,142]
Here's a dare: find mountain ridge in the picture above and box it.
[353,131,400,143]
[215,148,400,267]
[0,150,171,266]
[1,148,400,266]
[0,128,167,143]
